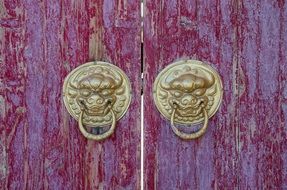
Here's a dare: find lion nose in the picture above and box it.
[87,94,104,104]
[181,94,196,105]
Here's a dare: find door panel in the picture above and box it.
[1,0,286,189]
[238,1,287,189]
[144,0,287,189]
[0,0,141,189]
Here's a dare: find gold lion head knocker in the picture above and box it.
[63,61,131,140]
[71,72,123,117]
[153,60,223,140]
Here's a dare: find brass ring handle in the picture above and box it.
[63,61,132,140]
[170,103,209,140]
[153,59,223,140]
[78,103,116,140]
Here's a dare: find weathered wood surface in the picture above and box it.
[0,0,141,189]
[238,0,287,189]
[144,0,287,189]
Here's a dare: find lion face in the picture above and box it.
[157,65,218,122]
[162,72,214,118]
[64,63,131,126]
[75,73,122,117]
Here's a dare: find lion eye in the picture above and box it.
[81,89,91,97]
[172,90,183,98]
[101,89,112,96]
[193,89,206,96]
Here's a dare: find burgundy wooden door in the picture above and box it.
[0,0,141,189]
[1,0,287,189]
[144,0,287,189]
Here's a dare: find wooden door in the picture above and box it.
[144,0,287,189]
[1,0,287,189]
[0,0,141,189]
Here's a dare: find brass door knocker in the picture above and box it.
[63,61,131,140]
[153,60,223,140]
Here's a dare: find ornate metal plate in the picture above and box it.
[63,61,131,127]
[153,59,223,125]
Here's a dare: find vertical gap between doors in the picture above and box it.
[140,1,144,190]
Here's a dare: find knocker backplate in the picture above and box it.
[153,60,223,125]
[63,61,131,127]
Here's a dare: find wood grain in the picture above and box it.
[144,0,238,189]
[0,0,141,189]
[144,0,287,189]
[238,0,287,189]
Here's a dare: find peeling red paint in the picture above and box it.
[0,0,141,189]
[1,0,287,189]
[144,0,287,189]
